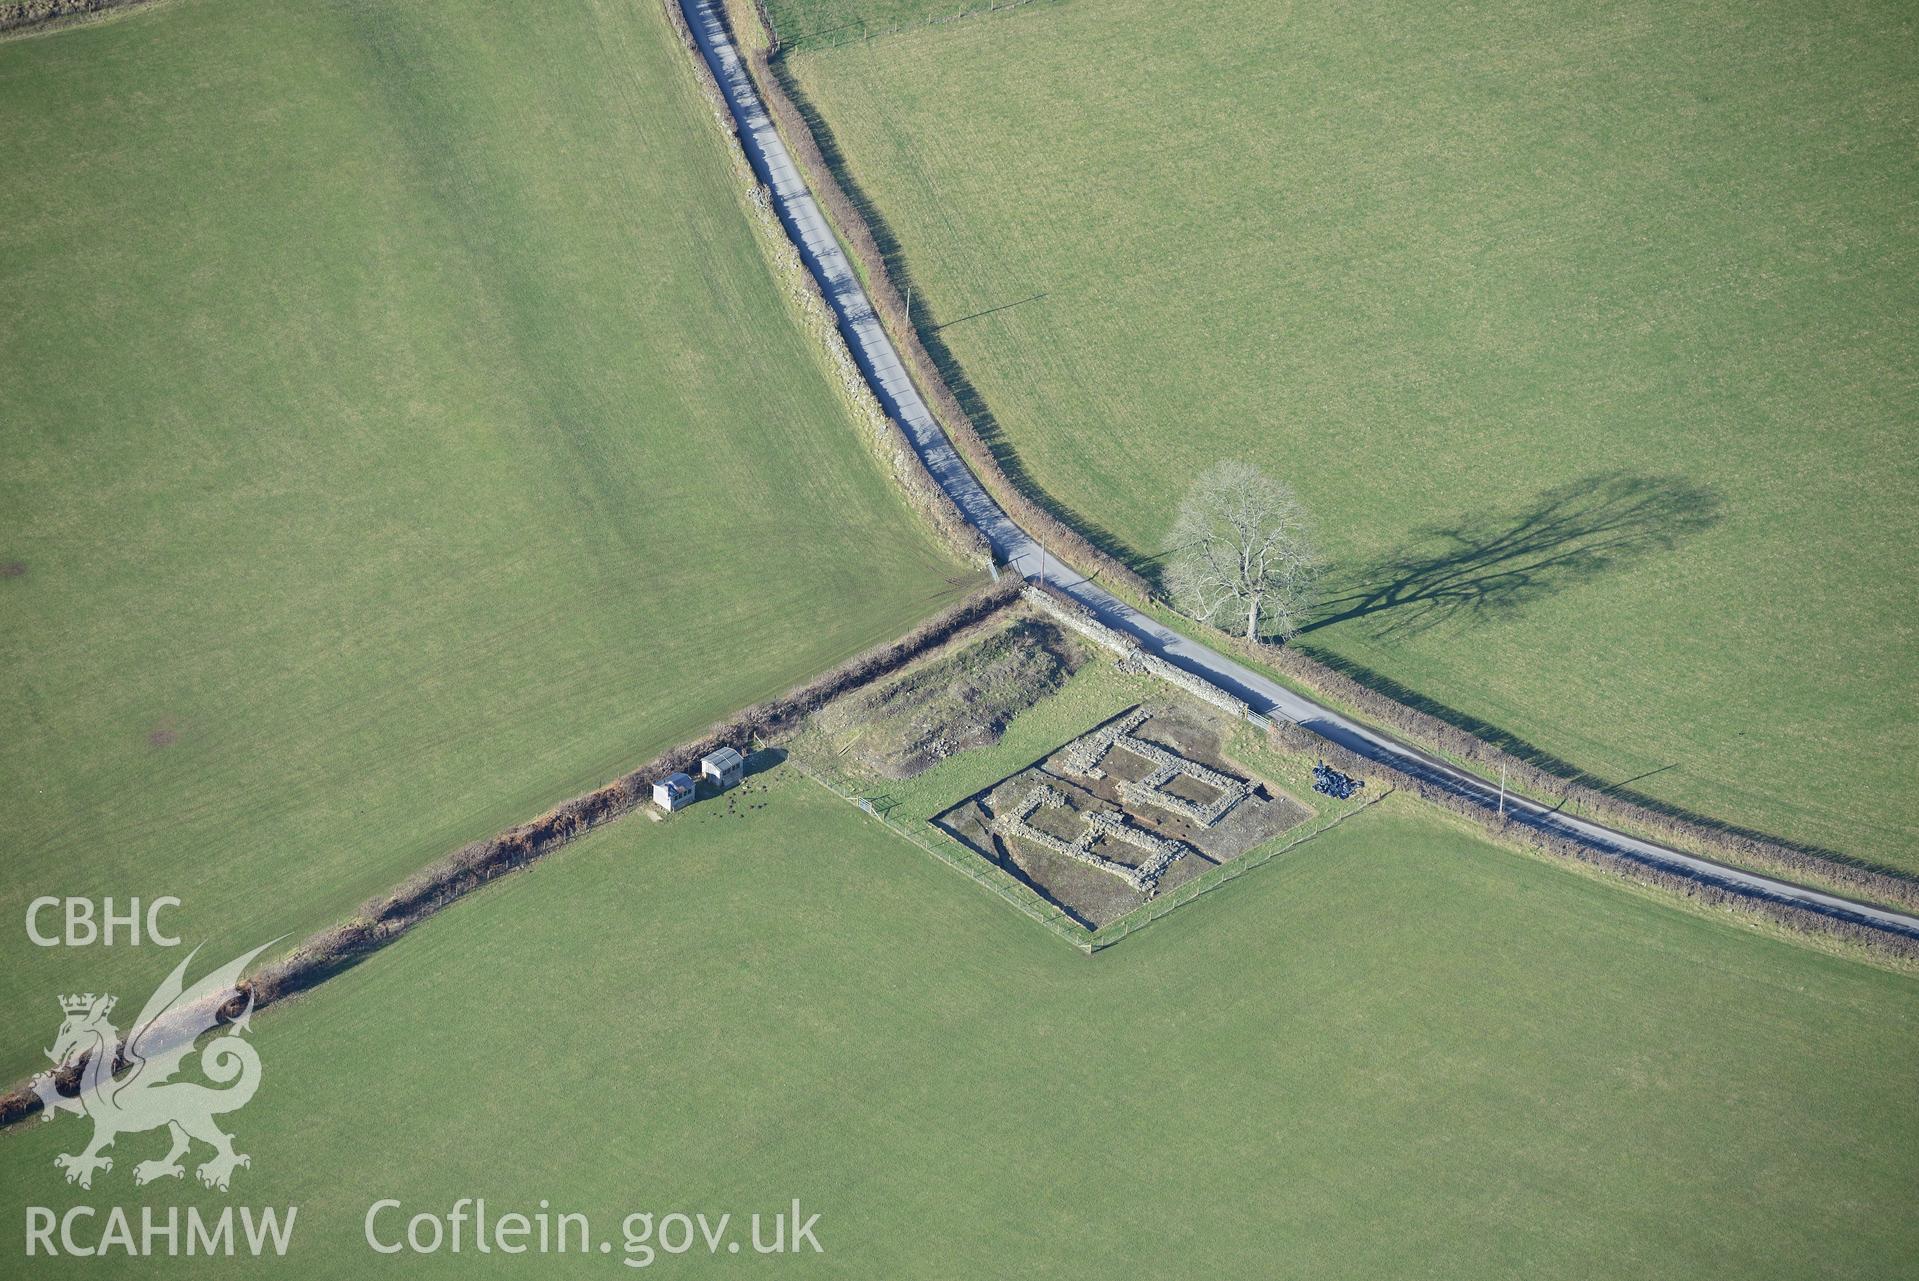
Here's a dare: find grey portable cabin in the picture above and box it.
[700,746,744,791]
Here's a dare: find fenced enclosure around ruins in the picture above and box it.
[786,627,1384,950]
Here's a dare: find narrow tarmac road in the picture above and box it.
[681,0,1919,942]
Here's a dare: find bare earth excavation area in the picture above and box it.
[940,701,1310,926]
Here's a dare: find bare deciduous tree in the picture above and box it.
[1164,461,1319,642]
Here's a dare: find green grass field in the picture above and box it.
[4,6,1912,1274]
[765,0,1025,51]
[4,764,1913,1277]
[770,0,1919,871]
[0,0,973,1074]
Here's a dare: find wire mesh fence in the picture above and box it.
[1085,787,1392,950]
[794,750,1391,954]
[795,761,1095,950]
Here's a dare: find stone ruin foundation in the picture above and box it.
[991,781,1189,895]
[1058,707,1251,828]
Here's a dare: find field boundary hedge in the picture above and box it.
[665,0,988,568]
[721,0,1919,912]
[719,0,1158,603]
[0,579,1022,1129]
[1268,718,1919,963]
[0,0,1000,1135]
[1025,566,1918,956]
[1009,582,1918,956]
[1218,631,1919,912]
[0,0,150,35]
[814,587,1919,964]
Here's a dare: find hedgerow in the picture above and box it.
[715,0,1917,912]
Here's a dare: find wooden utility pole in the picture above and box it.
[1498,765,1507,818]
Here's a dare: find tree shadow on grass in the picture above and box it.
[1287,475,1901,872]
[1303,472,1727,641]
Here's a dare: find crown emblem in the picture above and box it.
[59,993,113,1016]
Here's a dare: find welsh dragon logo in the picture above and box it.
[31,942,277,1192]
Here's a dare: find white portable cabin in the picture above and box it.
[700,746,745,791]
[652,772,695,813]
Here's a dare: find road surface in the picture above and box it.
[680,0,1919,942]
